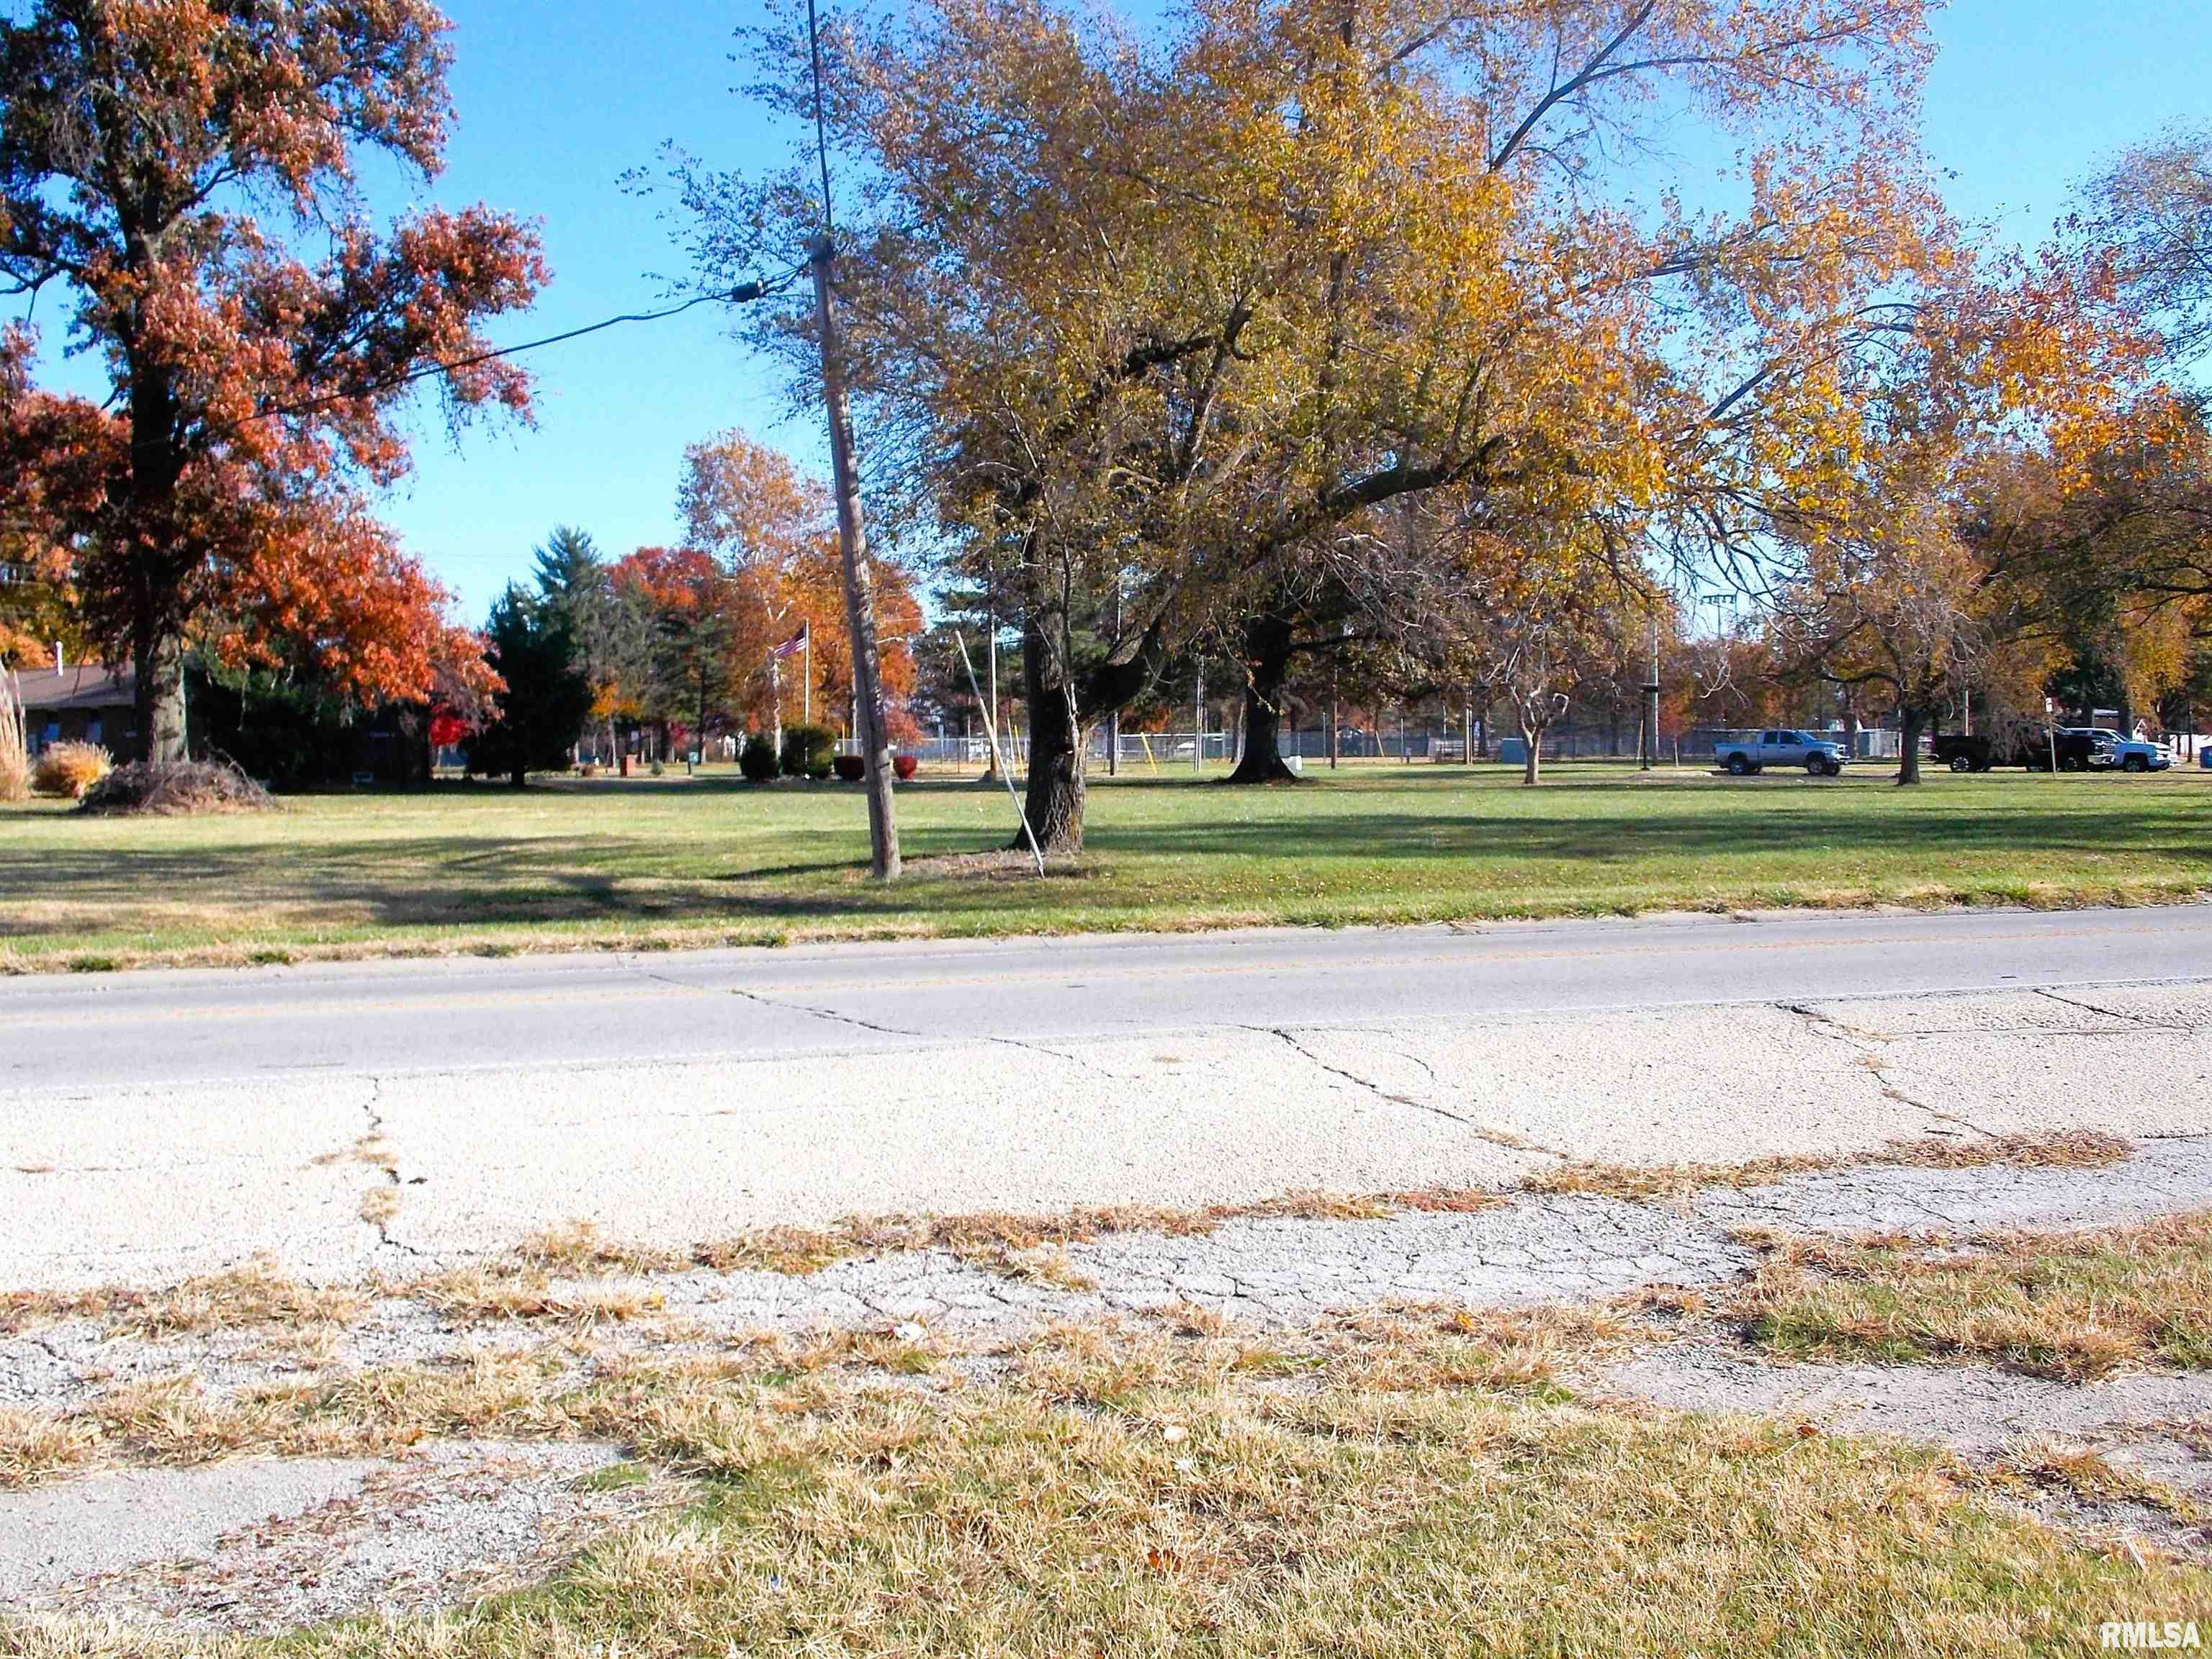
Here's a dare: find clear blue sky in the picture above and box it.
[22,1,2212,621]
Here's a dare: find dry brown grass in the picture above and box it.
[1521,1152,1836,1203]
[1734,1210,2212,1381]
[408,1267,667,1331]
[565,1187,1505,1283]
[1879,1129,2139,1171]
[4,1275,2208,1654]
[1521,1130,2139,1205]
[1977,1442,2210,1530]
[0,1262,364,1342]
[30,740,111,800]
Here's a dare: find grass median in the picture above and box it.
[2,761,2207,971]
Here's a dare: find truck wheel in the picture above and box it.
[1727,755,1749,775]
[2124,755,2148,773]
[1949,754,1972,772]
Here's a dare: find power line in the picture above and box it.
[240,276,790,431]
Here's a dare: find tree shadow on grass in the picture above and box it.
[1092,806,2211,868]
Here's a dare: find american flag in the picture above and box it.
[769,624,809,661]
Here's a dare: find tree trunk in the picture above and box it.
[130,626,186,764]
[1228,616,1298,784]
[1016,608,1088,853]
[1521,716,1542,786]
[1897,706,1925,786]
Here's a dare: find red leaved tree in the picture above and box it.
[0,1,545,760]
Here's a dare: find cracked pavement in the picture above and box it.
[1,906,2208,1290]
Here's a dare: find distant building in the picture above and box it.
[15,660,135,756]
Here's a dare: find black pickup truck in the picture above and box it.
[1930,729,2098,772]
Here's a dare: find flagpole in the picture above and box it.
[803,625,811,727]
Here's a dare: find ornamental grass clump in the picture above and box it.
[0,673,25,802]
[31,739,112,799]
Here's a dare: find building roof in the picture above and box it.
[12,663,135,714]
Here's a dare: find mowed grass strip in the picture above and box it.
[1735,1210,2212,1380]
[5,1315,2206,1656]
[1,763,2207,969]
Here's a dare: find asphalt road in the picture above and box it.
[5,904,2210,1091]
[4,907,2209,1287]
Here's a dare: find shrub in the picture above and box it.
[32,740,112,800]
[780,724,835,780]
[833,754,866,782]
[739,732,778,782]
[78,758,272,816]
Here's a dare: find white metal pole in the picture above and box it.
[956,631,1044,875]
[1193,667,1203,776]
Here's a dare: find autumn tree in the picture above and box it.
[0,524,81,667]
[668,0,1953,848]
[2081,127,2212,366]
[0,0,545,761]
[679,431,834,748]
[1756,242,2156,783]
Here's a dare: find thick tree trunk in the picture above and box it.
[130,626,186,764]
[1897,706,1925,786]
[1017,682,1088,851]
[1228,617,1298,785]
[1521,717,1542,786]
[1016,608,1088,853]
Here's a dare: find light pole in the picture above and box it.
[1639,603,1659,771]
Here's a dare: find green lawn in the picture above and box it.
[3,760,2208,971]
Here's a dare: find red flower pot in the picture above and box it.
[894,755,919,780]
[833,755,866,782]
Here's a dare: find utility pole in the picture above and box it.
[809,233,899,878]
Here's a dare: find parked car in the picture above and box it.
[2082,729,2173,773]
[1715,729,1848,776]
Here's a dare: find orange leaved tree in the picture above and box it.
[0,1,545,760]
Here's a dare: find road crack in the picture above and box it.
[2033,986,2190,1032]
[637,969,927,1040]
[1255,1026,1477,1128]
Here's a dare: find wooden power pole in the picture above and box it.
[809,233,899,879]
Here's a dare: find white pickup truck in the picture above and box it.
[1716,729,1848,777]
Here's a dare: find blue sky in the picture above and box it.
[19,1,2212,620]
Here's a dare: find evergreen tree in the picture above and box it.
[467,585,593,788]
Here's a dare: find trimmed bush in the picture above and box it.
[780,724,835,780]
[32,740,112,800]
[739,731,778,782]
